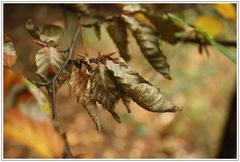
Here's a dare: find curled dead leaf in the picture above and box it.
[107,18,130,61]
[90,63,122,123]
[128,83,182,112]
[26,19,64,43]
[122,15,172,79]
[69,66,89,102]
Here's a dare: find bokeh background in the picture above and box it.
[4,4,236,158]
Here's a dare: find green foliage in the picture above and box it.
[168,14,236,63]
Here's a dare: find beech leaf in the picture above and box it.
[106,58,181,113]
[26,19,63,43]
[107,18,130,61]
[121,95,131,113]
[145,13,181,44]
[35,46,64,78]
[39,24,64,43]
[81,96,101,131]
[69,66,89,102]
[122,15,172,79]
[106,58,149,92]
[90,63,122,123]
[128,83,182,112]
[35,46,70,90]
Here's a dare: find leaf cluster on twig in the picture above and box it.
[68,53,182,131]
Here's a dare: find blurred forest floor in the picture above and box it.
[4,4,236,158]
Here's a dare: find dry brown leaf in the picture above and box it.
[90,63,122,123]
[122,15,172,79]
[69,66,89,102]
[107,18,130,61]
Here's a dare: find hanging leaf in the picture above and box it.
[81,95,101,131]
[69,66,90,102]
[35,46,64,78]
[26,19,64,43]
[145,13,182,44]
[39,24,64,43]
[35,46,70,90]
[107,19,130,61]
[90,63,122,123]
[4,34,17,67]
[128,83,182,112]
[106,58,149,92]
[122,15,172,79]
[94,24,101,40]
[106,58,181,113]
[121,95,131,113]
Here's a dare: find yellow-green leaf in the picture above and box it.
[194,15,224,37]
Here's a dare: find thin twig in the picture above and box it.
[32,21,81,87]
[51,21,81,158]
[29,21,81,158]
[175,36,236,47]
[80,15,237,48]
[52,120,73,158]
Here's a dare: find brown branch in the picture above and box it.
[175,36,236,47]
[80,15,236,48]
[51,21,81,158]
[28,21,81,158]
